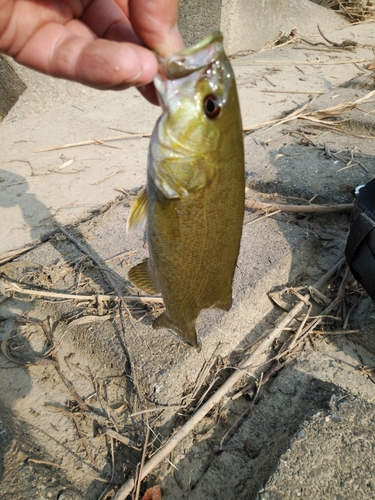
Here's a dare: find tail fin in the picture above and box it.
[153,312,199,348]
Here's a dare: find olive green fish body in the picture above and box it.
[128,32,244,347]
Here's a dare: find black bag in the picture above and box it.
[345,179,375,302]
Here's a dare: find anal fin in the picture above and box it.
[128,259,159,295]
[127,187,148,233]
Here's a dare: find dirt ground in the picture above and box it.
[1,3,375,500]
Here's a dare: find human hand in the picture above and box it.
[0,0,183,103]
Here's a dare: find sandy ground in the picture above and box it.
[1,2,375,499]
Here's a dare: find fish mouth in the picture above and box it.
[154,31,226,112]
[158,30,224,80]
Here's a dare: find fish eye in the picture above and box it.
[203,94,221,119]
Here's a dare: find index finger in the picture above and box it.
[15,20,158,90]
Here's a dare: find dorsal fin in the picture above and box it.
[128,259,159,295]
[126,187,148,233]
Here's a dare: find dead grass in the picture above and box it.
[318,0,375,22]
[244,89,375,133]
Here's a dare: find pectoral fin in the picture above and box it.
[153,312,199,348]
[127,187,148,233]
[128,259,159,295]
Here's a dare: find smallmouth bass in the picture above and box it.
[127,31,245,347]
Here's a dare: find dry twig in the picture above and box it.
[217,373,264,451]
[316,24,357,48]
[233,58,371,67]
[101,427,141,451]
[34,133,151,153]
[0,278,163,304]
[312,329,359,335]
[245,197,353,214]
[134,416,150,500]
[243,89,375,133]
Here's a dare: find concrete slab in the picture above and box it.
[0,56,26,119]
[221,0,348,53]
[179,0,348,54]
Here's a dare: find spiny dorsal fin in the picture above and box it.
[153,312,199,348]
[128,259,159,295]
[126,187,147,233]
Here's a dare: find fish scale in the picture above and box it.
[127,31,244,347]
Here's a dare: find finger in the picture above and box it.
[127,0,184,57]
[15,21,158,90]
[81,0,140,45]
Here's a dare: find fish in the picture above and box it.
[127,31,245,348]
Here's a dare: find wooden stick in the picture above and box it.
[101,427,141,451]
[246,209,281,226]
[0,279,163,303]
[245,198,354,214]
[135,416,150,500]
[312,329,360,335]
